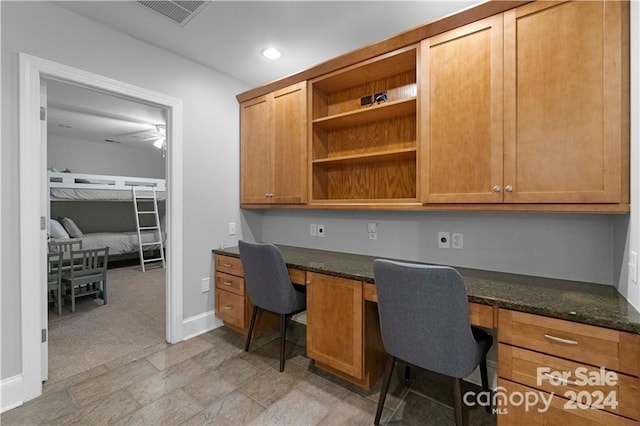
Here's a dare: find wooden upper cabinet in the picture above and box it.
[240,82,307,204]
[240,95,272,204]
[420,14,504,203]
[503,1,626,203]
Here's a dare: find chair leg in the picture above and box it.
[56,286,62,316]
[453,378,464,426]
[374,354,396,425]
[279,314,288,372]
[244,305,258,352]
[70,285,76,313]
[102,278,107,305]
[404,364,411,381]
[479,358,491,414]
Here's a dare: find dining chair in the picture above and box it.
[373,259,493,426]
[47,251,64,315]
[62,247,109,312]
[238,240,306,372]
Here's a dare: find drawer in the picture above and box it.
[216,255,243,277]
[499,344,640,421]
[499,309,640,377]
[363,283,377,302]
[497,379,637,426]
[288,268,306,285]
[215,272,244,296]
[215,289,245,329]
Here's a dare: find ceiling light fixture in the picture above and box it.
[153,124,166,150]
[262,47,281,60]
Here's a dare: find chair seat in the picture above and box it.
[62,271,105,286]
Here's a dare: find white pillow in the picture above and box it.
[60,217,83,238]
[50,219,69,239]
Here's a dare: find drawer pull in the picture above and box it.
[223,281,232,286]
[541,372,579,386]
[223,305,233,310]
[223,263,232,267]
[544,334,578,345]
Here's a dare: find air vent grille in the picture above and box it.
[136,1,209,26]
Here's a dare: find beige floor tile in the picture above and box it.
[43,365,108,395]
[294,373,351,408]
[114,389,203,425]
[191,338,244,371]
[182,390,265,426]
[145,337,213,370]
[248,390,330,426]
[127,358,208,406]
[317,392,393,425]
[104,341,170,370]
[240,339,304,371]
[50,389,141,425]
[364,364,412,410]
[240,361,310,407]
[0,389,77,425]
[68,359,157,407]
[183,358,259,406]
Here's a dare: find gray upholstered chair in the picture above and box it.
[373,259,493,426]
[47,251,64,315]
[238,240,306,372]
[62,247,109,312]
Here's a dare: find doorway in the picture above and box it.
[19,53,184,402]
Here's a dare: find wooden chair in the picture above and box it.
[47,251,64,315]
[49,239,83,271]
[62,247,109,312]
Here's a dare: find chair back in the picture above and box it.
[47,251,63,287]
[68,247,109,278]
[49,239,83,254]
[373,259,482,378]
[238,240,304,314]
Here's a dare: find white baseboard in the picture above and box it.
[182,310,223,340]
[1,374,23,413]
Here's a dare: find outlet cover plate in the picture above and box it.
[452,233,463,249]
[317,224,325,237]
[438,232,450,249]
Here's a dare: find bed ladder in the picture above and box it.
[132,186,165,272]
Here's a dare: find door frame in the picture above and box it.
[19,53,184,401]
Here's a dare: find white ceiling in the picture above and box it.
[47,79,166,147]
[53,1,479,88]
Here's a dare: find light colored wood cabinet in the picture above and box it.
[421,1,628,206]
[309,46,419,204]
[420,14,504,203]
[498,308,640,425]
[503,1,627,204]
[306,272,364,379]
[240,82,307,204]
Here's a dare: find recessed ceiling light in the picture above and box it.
[262,48,281,60]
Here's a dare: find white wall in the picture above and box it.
[48,134,166,179]
[1,2,247,380]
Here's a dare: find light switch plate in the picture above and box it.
[201,277,210,293]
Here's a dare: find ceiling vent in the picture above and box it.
[136,1,210,26]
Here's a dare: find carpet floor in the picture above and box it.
[47,264,166,384]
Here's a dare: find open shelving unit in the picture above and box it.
[310,45,419,203]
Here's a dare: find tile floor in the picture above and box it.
[2,322,496,425]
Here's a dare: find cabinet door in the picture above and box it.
[420,14,504,203]
[306,272,363,379]
[240,95,272,204]
[503,1,625,203]
[272,82,307,204]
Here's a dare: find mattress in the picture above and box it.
[52,230,164,256]
[50,187,166,201]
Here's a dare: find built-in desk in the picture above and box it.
[213,245,640,424]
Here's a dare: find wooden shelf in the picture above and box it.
[313,98,416,131]
[313,148,416,167]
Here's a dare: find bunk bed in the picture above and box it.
[48,171,166,259]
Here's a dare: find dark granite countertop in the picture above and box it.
[213,245,640,334]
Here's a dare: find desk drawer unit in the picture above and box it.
[498,308,640,425]
[216,289,245,329]
[215,254,244,276]
[215,271,244,296]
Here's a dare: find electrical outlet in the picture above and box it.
[317,224,325,237]
[369,232,377,240]
[438,232,450,249]
[228,222,236,236]
[452,233,463,249]
[367,222,377,233]
[310,224,317,236]
[201,277,210,293]
[360,94,373,106]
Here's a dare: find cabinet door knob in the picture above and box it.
[492,186,502,193]
[505,185,513,192]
